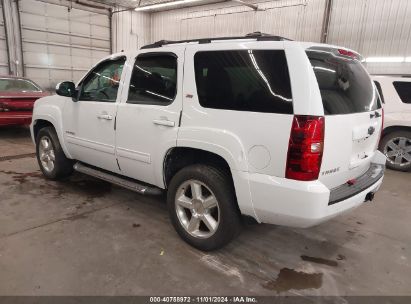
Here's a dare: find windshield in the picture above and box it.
[306,48,381,115]
[0,78,42,92]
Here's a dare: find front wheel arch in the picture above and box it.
[32,118,72,160]
[381,125,411,139]
[33,119,54,140]
[35,126,73,180]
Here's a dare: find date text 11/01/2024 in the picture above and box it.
[149,297,257,303]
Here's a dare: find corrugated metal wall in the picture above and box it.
[0,2,8,75]
[112,10,150,53]
[3,0,24,77]
[2,0,410,79]
[147,0,411,75]
[151,0,326,42]
[19,0,111,90]
[327,0,411,75]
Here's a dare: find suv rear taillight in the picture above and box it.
[286,115,325,181]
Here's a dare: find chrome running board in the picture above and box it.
[73,162,163,195]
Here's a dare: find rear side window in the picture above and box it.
[128,54,177,105]
[393,81,411,104]
[374,81,385,104]
[306,49,381,114]
[194,50,293,114]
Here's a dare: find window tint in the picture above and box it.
[194,50,293,114]
[127,54,177,105]
[79,57,125,102]
[0,78,41,92]
[393,81,411,104]
[374,81,385,104]
[306,49,380,114]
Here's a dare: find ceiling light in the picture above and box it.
[135,0,203,11]
[365,57,405,63]
[405,57,411,62]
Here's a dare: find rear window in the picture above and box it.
[194,50,293,114]
[393,81,411,104]
[0,78,41,92]
[306,49,381,115]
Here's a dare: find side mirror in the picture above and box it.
[56,81,76,99]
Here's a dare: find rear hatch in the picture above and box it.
[306,47,383,189]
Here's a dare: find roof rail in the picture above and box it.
[372,74,411,78]
[140,32,292,49]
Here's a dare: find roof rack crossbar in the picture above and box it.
[141,32,292,49]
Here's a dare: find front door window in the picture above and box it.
[79,57,126,102]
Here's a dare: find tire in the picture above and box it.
[36,126,73,180]
[167,164,242,251]
[379,130,411,172]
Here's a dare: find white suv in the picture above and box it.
[373,76,411,171]
[30,33,386,250]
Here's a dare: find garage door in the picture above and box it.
[19,0,110,91]
[0,3,9,75]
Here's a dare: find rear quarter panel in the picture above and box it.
[179,41,319,217]
[180,41,317,177]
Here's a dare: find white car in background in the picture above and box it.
[373,76,411,171]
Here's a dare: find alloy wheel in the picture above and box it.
[39,136,56,173]
[384,136,411,167]
[175,180,220,239]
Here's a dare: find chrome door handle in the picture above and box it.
[153,119,175,127]
[97,114,113,120]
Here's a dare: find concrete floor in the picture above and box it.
[0,126,410,296]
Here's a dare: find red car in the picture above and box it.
[0,76,49,126]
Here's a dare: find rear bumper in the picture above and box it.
[328,163,384,205]
[0,112,32,126]
[246,152,386,228]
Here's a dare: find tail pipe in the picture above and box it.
[365,192,375,202]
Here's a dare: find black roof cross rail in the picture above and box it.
[140,32,292,49]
